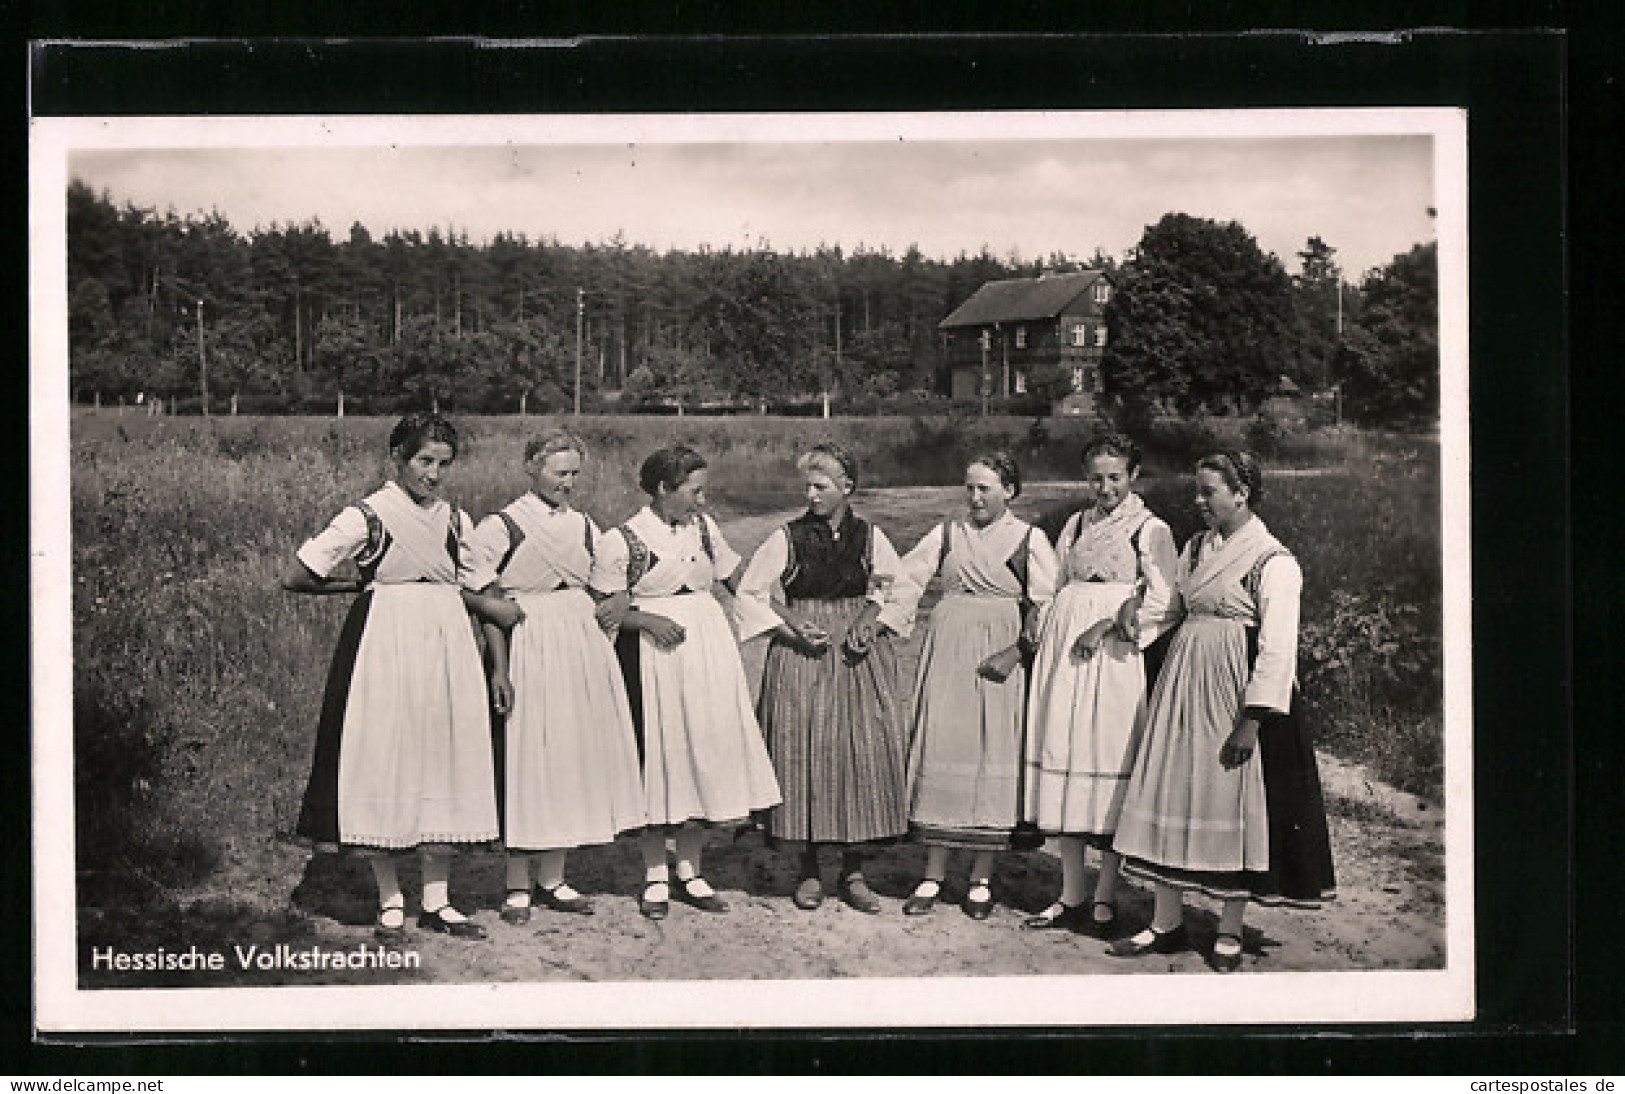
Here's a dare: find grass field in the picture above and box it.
[65,410,1443,934]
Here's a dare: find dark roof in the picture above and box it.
[939,270,1108,329]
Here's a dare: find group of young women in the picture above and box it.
[285,411,1333,973]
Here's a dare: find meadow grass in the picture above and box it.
[66,410,1443,916]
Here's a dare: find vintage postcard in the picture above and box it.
[31,107,1472,1032]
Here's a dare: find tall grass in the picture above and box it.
[67,410,1443,922]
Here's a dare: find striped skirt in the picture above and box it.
[904,594,1027,850]
[757,597,908,845]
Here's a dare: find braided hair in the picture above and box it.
[1080,432,1143,474]
[969,449,1022,500]
[389,412,459,460]
[1197,449,1264,504]
[639,444,709,497]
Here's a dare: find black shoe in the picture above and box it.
[418,906,488,940]
[499,891,532,926]
[672,876,730,913]
[963,882,994,921]
[1208,933,1244,973]
[838,874,882,915]
[1105,924,1188,958]
[534,882,595,916]
[1081,901,1121,939]
[1022,901,1090,932]
[902,879,942,916]
[639,881,669,920]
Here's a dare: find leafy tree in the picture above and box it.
[1338,242,1438,425]
[1102,213,1299,416]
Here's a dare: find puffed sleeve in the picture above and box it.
[1243,553,1303,714]
[704,513,743,578]
[1133,517,1181,649]
[885,523,946,640]
[464,512,509,592]
[1023,526,1061,633]
[589,526,631,596]
[295,506,369,579]
[734,527,790,642]
[866,526,912,638]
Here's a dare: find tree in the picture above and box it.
[1292,235,1344,391]
[1102,213,1299,417]
[1338,242,1438,425]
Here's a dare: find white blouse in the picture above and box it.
[891,510,1060,634]
[588,506,743,599]
[466,492,601,595]
[734,522,909,642]
[1054,503,1181,650]
[296,480,479,589]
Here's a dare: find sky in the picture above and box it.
[69,133,1437,280]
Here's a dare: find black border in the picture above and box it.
[15,23,1593,1075]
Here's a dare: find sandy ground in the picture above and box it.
[78,486,1447,989]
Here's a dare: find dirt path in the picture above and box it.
[81,486,1446,988]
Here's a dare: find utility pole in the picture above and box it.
[574,287,584,417]
[980,328,990,418]
[196,299,209,416]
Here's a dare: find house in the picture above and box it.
[938,269,1113,415]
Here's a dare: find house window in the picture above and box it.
[1014,325,1027,349]
[979,329,992,351]
[1071,366,1086,392]
[1094,325,1109,348]
[1070,322,1088,347]
[1014,371,1028,395]
[1093,281,1111,305]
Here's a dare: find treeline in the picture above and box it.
[66,180,1438,425]
[66,179,1110,416]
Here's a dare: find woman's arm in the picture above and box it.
[483,620,513,714]
[462,588,525,629]
[281,557,362,595]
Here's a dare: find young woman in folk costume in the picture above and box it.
[892,451,1060,920]
[1020,433,1179,939]
[1108,450,1336,973]
[589,444,782,919]
[284,413,521,941]
[469,430,647,925]
[735,443,912,914]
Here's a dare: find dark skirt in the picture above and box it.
[757,597,908,845]
[295,593,373,850]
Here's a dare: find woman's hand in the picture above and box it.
[841,604,883,658]
[595,592,629,634]
[1220,714,1261,770]
[777,618,830,657]
[490,671,514,716]
[977,645,1023,683]
[1113,596,1142,644]
[1070,619,1115,661]
[481,596,526,630]
[636,611,687,650]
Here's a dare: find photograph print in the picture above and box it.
[31,108,1470,1032]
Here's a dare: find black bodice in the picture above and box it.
[783,509,872,601]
